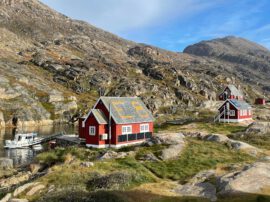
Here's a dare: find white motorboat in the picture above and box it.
[4,133,42,149]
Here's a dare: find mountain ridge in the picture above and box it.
[0,0,269,127]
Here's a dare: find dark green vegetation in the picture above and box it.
[136,138,255,182]
[36,190,210,202]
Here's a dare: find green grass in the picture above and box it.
[140,138,255,182]
[156,122,247,135]
[36,146,101,165]
[35,147,156,190]
[196,123,247,135]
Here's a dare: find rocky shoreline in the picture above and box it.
[1,128,270,201]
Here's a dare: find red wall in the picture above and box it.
[78,118,85,139]
[115,122,153,145]
[218,87,243,101]
[80,99,154,146]
[255,98,266,105]
[219,102,238,120]
[219,101,252,120]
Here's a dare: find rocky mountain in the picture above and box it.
[0,0,269,127]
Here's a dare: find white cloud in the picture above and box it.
[41,0,223,33]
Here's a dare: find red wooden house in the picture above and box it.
[215,99,252,123]
[218,85,243,101]
[255,98,266,105]
[79,97,154,148]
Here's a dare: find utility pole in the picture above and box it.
[109,103,112,148]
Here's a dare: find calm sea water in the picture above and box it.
[0,124,76,166]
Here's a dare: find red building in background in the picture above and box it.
[218,85,244,101]
[255,98,266,105]
[215,99,252,122]
[79,97,154,148]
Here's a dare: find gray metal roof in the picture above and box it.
[99,97,154,124]
[227,85,243,96]
[219,99,251,110]
[229,99,251,110]
[92,109,108,124]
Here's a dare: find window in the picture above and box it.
[229,110,235,116]
[122,125,132,134]
[137,133,145,140]
[128,134,136,141]
[118,135,127,142]
[89,126,96,136]
[140,124,149,133]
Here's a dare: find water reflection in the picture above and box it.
[0,124,76,166]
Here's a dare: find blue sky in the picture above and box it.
[40,0,270,51]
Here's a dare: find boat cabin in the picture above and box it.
[215,99,252,123]
[218,85,243,101]
[79,97,154,148]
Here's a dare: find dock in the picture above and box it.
[55,134,84,147]
[38,133,64,144]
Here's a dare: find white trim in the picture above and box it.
[122,125,132,134]
[140,123,149,133]
[86,140,146,149]
[229,110,235,116]
[89,126,96,136]
[219,118,252,123]
[86,144,107,149]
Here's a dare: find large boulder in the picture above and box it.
[203,134,229,143]
[26,184,46,196]
[151,133,185,145]
[161,144,185,160]
[245,122,270,134]
[175,170,217,201]
[150,133,186,160]
[227,139,261,156]
[13,182,40,197]
[0,158,13,170]
[217,162,270,195]
[176,182,217,202]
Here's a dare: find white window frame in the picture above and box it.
[89,126,96,136]
[229,110,235,116]
[140,124,149,133]
[122,125,132,135]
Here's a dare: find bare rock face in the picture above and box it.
[175,170,217,201]
[26,184,46,196]
[204,134,230,143]
[0,158,13,170]
[245,122,270,134]
[151,133,186,160]
[152,133,185,145]
[0,0,269,125]
[217,162,270,195]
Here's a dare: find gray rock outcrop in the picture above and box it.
[0,158,13,170]
[217,162,270,195]
[151,133,186,160]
